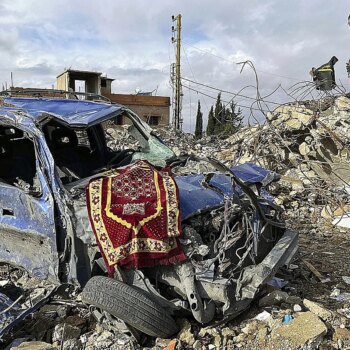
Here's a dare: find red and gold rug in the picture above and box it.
[86,160,186,274]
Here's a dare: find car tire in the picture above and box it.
[82,276,179,338]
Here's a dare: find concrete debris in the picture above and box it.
[254,310,272,322]
[342,276,350,285]
[303,299,333,322]
[154,96,350,237]
[333,327,350,341]
[270,311,327,350]
[148,303,347,350]
[83,330,137,350]
[294,304,302,312]
[52,323,81,343]
[11,342,54,350]
[333,213,350,229]
[176,320,195,347]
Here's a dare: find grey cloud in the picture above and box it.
[1,0,350,130]
[107,66,169,94]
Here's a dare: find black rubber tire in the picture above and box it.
[82,276,179,338]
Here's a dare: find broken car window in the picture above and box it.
[102,113,143,151]
[0,126,41,195]
[43,111,174,186]
[44,121,99,183]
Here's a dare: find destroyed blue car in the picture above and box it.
[0,92,297,338]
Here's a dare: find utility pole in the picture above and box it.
[171,14,182,130]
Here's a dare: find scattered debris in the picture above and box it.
[1,92,350,349]
[342,276,350,285]
[303,298,333,322]
[301,259,324,282]
[271,312,327,349]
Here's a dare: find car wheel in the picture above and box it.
[81,276,179,338]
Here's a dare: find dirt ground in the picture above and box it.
[292,230,350,312]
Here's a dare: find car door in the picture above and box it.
[0,125,58,281]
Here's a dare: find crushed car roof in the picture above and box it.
[0,97,124,127]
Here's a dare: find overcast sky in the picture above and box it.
[0,0,349,131]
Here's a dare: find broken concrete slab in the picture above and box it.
[177,320,195,347]
[270,311,327,350]
[11,342,54,350]
[334,96,350,113]
[303,299,333,322]
[52,323,81,343]
[332,327,350,341]
[332,213,350,229]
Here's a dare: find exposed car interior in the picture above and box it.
[0,126,37,188]
[42,115,137,184]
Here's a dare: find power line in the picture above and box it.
[182,45,213,130]
[181,77,282,106]
[182,84,270,113]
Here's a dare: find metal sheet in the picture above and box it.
[175,163,278,220]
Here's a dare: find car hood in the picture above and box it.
[176,162,279,220]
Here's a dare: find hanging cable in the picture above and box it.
[181,77,282,106]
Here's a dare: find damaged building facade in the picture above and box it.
[56,69,171,127]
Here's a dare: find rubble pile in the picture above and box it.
[147,268,350,350]
[157,95,350,234]
[3,259,350,350]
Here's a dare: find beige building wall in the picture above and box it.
[106,94,171,127]
[56,70,102,95]
[124,105,170,127]
[56,74,67,90]
[101,79,113,96]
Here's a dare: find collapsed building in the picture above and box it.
[154,95,350,233]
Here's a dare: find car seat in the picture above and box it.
[50,127,89,178]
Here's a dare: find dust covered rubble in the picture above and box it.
[3,269,350,350]
[155,95,350,234]
[148,291,350,350]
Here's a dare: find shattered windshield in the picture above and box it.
[101,110,174,167]
[44,110,174,185]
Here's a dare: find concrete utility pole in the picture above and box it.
[171,14,182,130]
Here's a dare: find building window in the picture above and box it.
[101,79,107,88]
[147,116,160,126]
